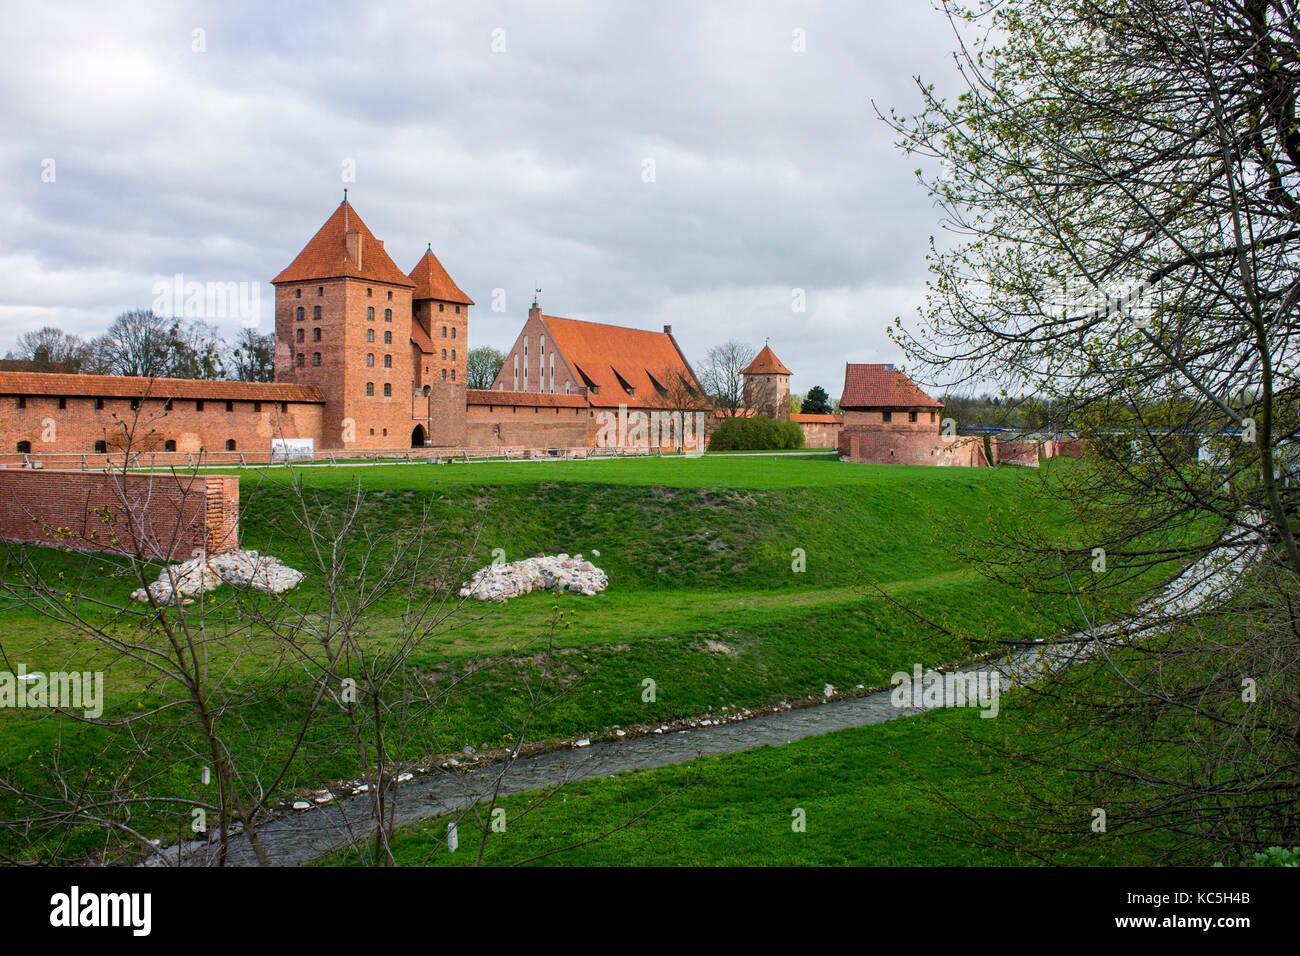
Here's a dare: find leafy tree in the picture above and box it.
[466,346,506,390]
[229,328,276,382]
[5,327,89,372]
[699,340,756,416]
[883,0,1300,861]
[801,385,833,416]
[707,416,804,451]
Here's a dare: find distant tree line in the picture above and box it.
[5,311,276,381]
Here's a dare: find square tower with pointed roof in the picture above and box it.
[742,345,792,420]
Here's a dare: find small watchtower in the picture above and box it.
[742,344,792,420]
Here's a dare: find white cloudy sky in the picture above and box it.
[0,0,964,397]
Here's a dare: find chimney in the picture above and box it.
[529,301,541,321]
[346,231,363,270]
[663,324,673,334]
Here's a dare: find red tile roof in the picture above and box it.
[743,345,791,375]
[0,371,325,403]
[540,315,703,408]
[790,413,842,423]
[840,364,942,409]
[272,201,414,287]
[410,321,435,355]
[408,246,474,305]
[467,388,588,408]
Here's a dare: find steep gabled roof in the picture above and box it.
[540,315,703,408]
[0,371,325,403]
[408,245,474,305]
[743,345,791,375]
[272,201,414,287]
[840,364,943,409]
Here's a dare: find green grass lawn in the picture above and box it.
[0,455,1098,862]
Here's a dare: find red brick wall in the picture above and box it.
[465,401,593,449]
[797,420,842,448]
[0,469,240,560]
[414,299,468,387]
[1,394,322,460]
[838,426,992,466]
[841,408,941,431]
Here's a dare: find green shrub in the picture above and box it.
[708,415,806,451]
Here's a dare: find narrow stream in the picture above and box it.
[146,538,1256,867]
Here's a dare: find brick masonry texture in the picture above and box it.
[0,469,239,559]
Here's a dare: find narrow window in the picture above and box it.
[226,439,236,451]
[296,328,305,343]
[384,309,392,322]
[313,305,321,320]
[164,439,177,451]
[297,353,305,367]
[450,369,455,381]
[225,401,234,412]
[280,402,288,414]
[383,354,392,368]
[383,383,392,396]
[317,286,324,296]
[57,397,67,409]
[254,402,262,413]
[313,327,321,342]
[451,327,456,339]
[16,396,25,409]
[366,382,374,396]
[384,330,391,344]
[452,349,456,361]
[367,307,375,320]
[882,411,892,423]
[313,353,321,366]
[16,440,31,453]
[367,329,374,342]
[366,287,372,297]
[296,306,304,321]
[196,400,204,411]
[295,288,301,298]
[908,410,918,423]
[441,349,447,360]
[439,303,445,313]
[442,326,447,337]
[442,369,447,380]
[366,353,375,367]
[163,398,173,411]
[387,290,392,300]
[95,398,104,410]
[94,440,106,453]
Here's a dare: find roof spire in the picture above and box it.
[427,242,432,252]
[533,286,541,307]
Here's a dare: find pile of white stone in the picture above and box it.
[459,553,608,603]
[131,550,304,605]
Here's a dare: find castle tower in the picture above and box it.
[407,244,474,446]
[742,344,792,420]
[272,197,419,450]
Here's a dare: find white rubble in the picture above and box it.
[131,550,304,604]
[459,553,608,602]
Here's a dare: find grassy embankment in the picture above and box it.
[0,455,1093,860]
